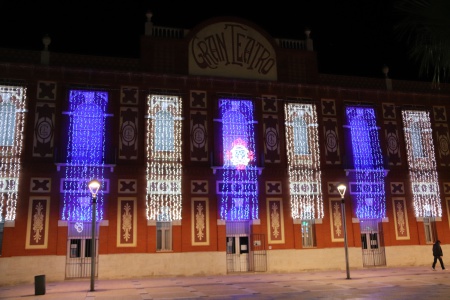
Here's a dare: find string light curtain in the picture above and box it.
[0,85,26,221]
[146,95,183,221]
[284,103,323,219]
[346,106,386,219]
[220,99,259,220]
[62,90,107,221]
[402,110,441,218]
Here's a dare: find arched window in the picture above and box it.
[0,103,16,146]
[293,115,309,155]
[155,110,175,151]
[410,121,424,158]
[72,103,103,164]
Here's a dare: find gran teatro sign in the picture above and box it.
[189,22,277,81]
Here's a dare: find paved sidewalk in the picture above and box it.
[1,266,449,299]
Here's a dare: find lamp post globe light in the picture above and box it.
[88,179,101,292]
[337,184,350,280]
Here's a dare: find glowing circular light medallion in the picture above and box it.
[227,138,254,170]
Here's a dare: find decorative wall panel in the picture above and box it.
[392,197,410,240]
[327,182,341,195]
[263,114,280,163]
[265,181,282,195]
[118,179,137,194]
[190,110,208,161]
[443,182,450,194]
[192,197,209,245]
[36,81,56,100]
[435,123,450,166]
[119,106,138,160]
[323,118,340,164]
[390,182,405,195]
[26,197,50,249]
[30,178,51,193]
[33,102,55,158]
[120,86,138,105]
[329,198,344,242]
[191,180,208,194]
[190,90,207,108]
[433,105,447,122]
[267,198,285,244]
[382,102,396,119]
[321,99,336,116]
[117,197,137,247]
[447,197,450,229]
[384,120,401,166]
[262,95,277,113]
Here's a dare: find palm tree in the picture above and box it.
[393,0,450,87]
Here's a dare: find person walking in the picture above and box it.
[432,240,445,270]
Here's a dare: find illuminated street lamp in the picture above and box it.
[88,179,101,292]
[337,183,350,279]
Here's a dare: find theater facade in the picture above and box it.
[1,12,450,285]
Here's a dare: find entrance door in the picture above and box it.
[65,221,98,278]
[226,235,249,272]
[360,219,386,267]
[226,221,250,273]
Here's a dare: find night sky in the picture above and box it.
[1,1,420,81]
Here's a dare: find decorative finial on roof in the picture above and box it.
[42,34,51,51]
[145,11,154,36]
[382,65,389,78]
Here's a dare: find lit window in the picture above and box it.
[156,221,172,251]
[155,110,174,151]
[293,115,309,155]
[0,103,15,146]
[301,219,316,248]
[410,122,424,158]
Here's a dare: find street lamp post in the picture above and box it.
[337,184,350,279]
[88,179,101,292]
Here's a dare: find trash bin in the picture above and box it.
[34,274,46,295]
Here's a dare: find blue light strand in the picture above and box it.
[220,99,259,221]
[62,90,107,222]
[346,106,386,219]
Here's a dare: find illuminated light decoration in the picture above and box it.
[402,110,441,218]
[227,138,254,170]
[346,106,386,219]
[284,103,323,220]
[146,95,183,221]
[219,99,259,220]
[0,85,26,221]
[62,90,107,222]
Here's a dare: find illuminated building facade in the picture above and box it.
[0,12,450,285]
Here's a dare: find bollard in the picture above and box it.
[34,274,46,295]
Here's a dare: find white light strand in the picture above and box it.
[146,95,183,221]
[402,110,442,218]
[285,103,323,219]
[0,85,26,221]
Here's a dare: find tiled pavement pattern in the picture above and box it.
[1,267,449,299]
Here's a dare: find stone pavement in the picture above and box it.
[1,266,449,299]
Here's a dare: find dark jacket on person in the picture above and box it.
[433,241,443,257]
